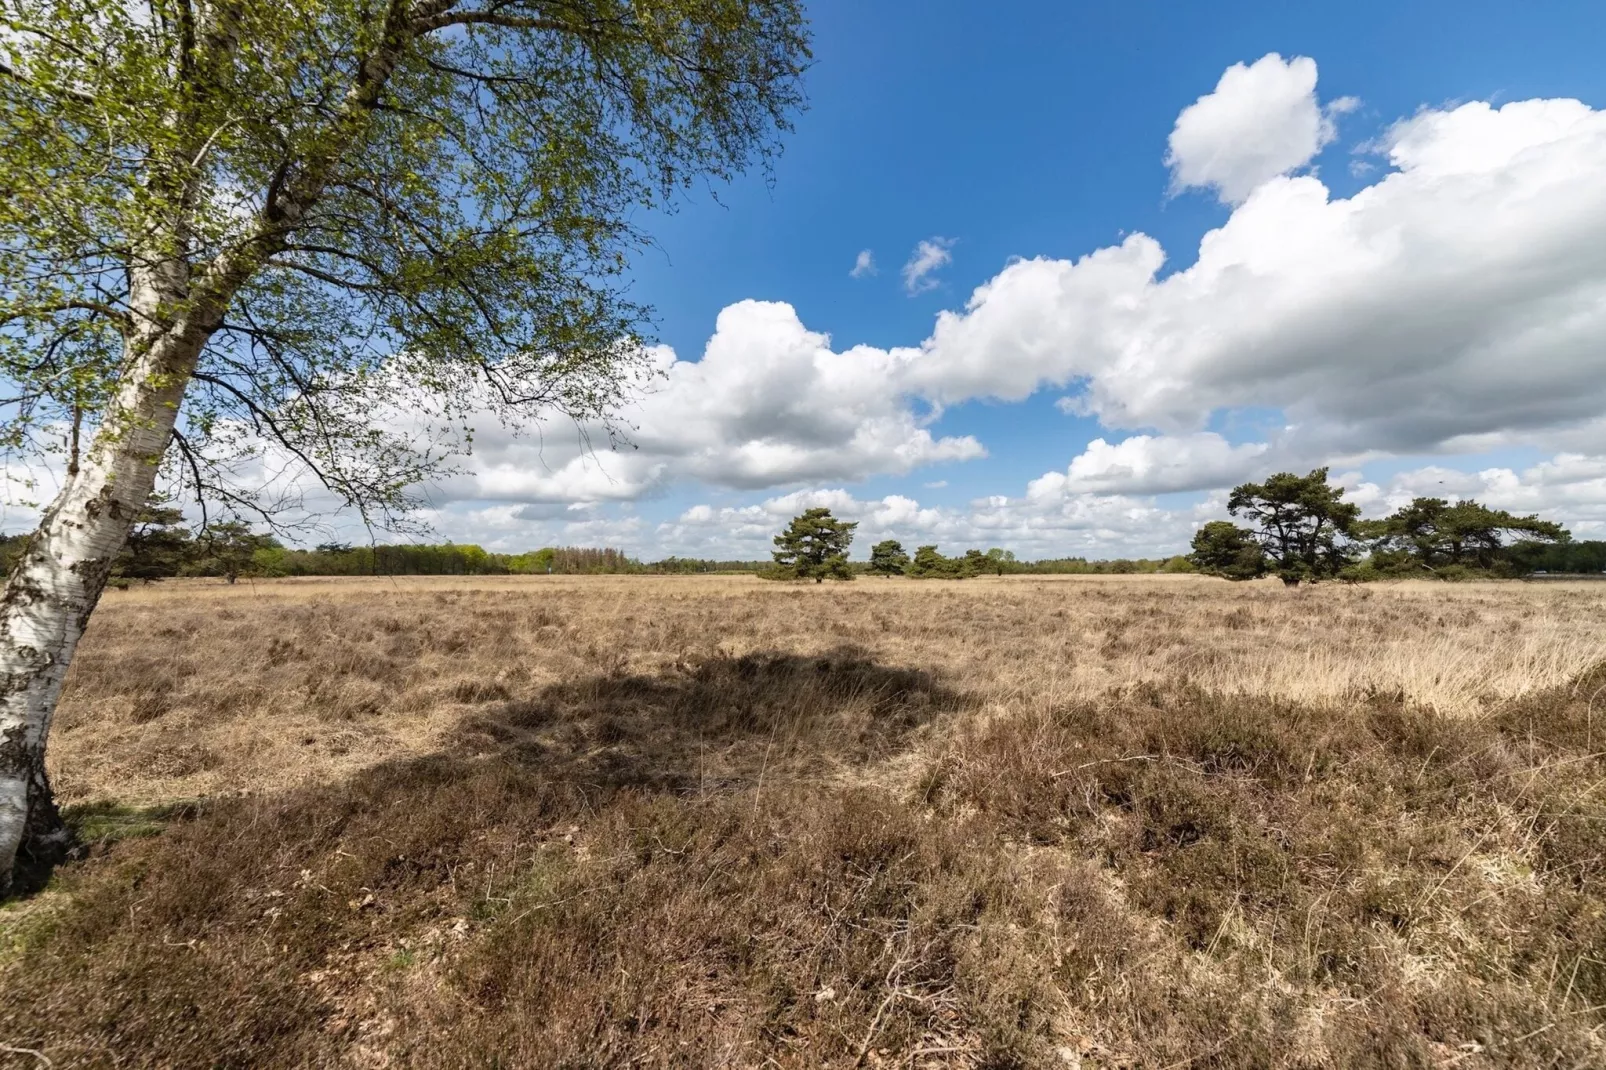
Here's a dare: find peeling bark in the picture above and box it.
[0,262,212,890]
[0,0,444,891]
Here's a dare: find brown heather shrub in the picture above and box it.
[0,575,1602,1067]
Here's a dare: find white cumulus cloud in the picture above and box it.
[427,300,985,505]
[849,249,876,278]
[1166,53,1347,205]
[901,93,1606,460]
[1055,434,1271,495]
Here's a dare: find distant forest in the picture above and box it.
[0,520,1600,583]
[0,525,1222,581]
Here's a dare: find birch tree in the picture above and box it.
[0,0,808,888]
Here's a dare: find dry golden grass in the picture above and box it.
[0,574,1603,1067]
[46,574,1606,808]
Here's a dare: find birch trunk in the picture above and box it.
[0,0,438,891]
[0,265,210,890]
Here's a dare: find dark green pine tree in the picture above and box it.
[112,499,193,584]
[1227,468,1360,585]
[772,509,857,583]
[1189,520,1266,581]
[868,539,910,577]
[1356,497,1567,573]
[907,544,955,578]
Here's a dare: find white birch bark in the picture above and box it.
[0,259,210,887]
[0,1,415,889]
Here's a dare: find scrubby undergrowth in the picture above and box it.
[1,578,1603,1067]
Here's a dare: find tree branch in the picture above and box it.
[0,59,96,106]
[0,300,130,332]
[411,11,568,35]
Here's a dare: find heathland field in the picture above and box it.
[3,575,1605,1067]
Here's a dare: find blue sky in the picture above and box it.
[383,2,1606,557]
[636,1,1606,358]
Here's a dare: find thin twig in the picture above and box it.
[1050,754,1158,778]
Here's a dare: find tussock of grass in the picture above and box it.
[1,577,1603,1066]
[63,801,202,848]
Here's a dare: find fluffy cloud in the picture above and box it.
[338,77,1606,543]
[429,300,984,505]
[1052,433,1271,495]
[899,94,1606,462]
[395,65,1606,554]
[1342,453,1606,538]
[902,237,955,294]
[849,249,876,278]
[1166,53,1352,204]
[657,481,1207,562]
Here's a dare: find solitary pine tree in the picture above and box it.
[868,539,909,577]
[112,499,193,585]
[1189,520,1266,580]
[1227,469,1360,585]
[0,1,809,887]
[772,509,856,583]
[190,521,276,584]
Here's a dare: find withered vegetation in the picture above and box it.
[0,575,1603,1068]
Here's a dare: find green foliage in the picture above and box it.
[769,508,856,583]
[903,544,982,579]
[867,539,909,577]
[1013,557,1166,575]
[643,556,770,575]
[1506,539,1606,575]
[112,499,192,583]
[184,521,278,583]
[252,543,644,576]
[906,544,956,579]
[1159,555,1197,574]
[642,555,707,575]
[0,0,811,524]
[507,548,557,575]
[0,533,30,575]
[1227,468,1359,585]
[984,548,1017,576]
[1189,521,1266,581]
[9,535,778,579]
[1356,497,1569,575]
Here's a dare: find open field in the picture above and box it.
[2,575,1605,1067]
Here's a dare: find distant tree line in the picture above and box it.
[4,482,1587,589]
[763,510,1199,583]
[1190,468,1597,584]
[0,501,766,584]
[863,542,1194,578]
[764,478,1595,588]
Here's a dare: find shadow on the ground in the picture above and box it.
[0,648,986,1066]
[449,645,974,796]
[9,660,1606,1068]
[38,645,973,890]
